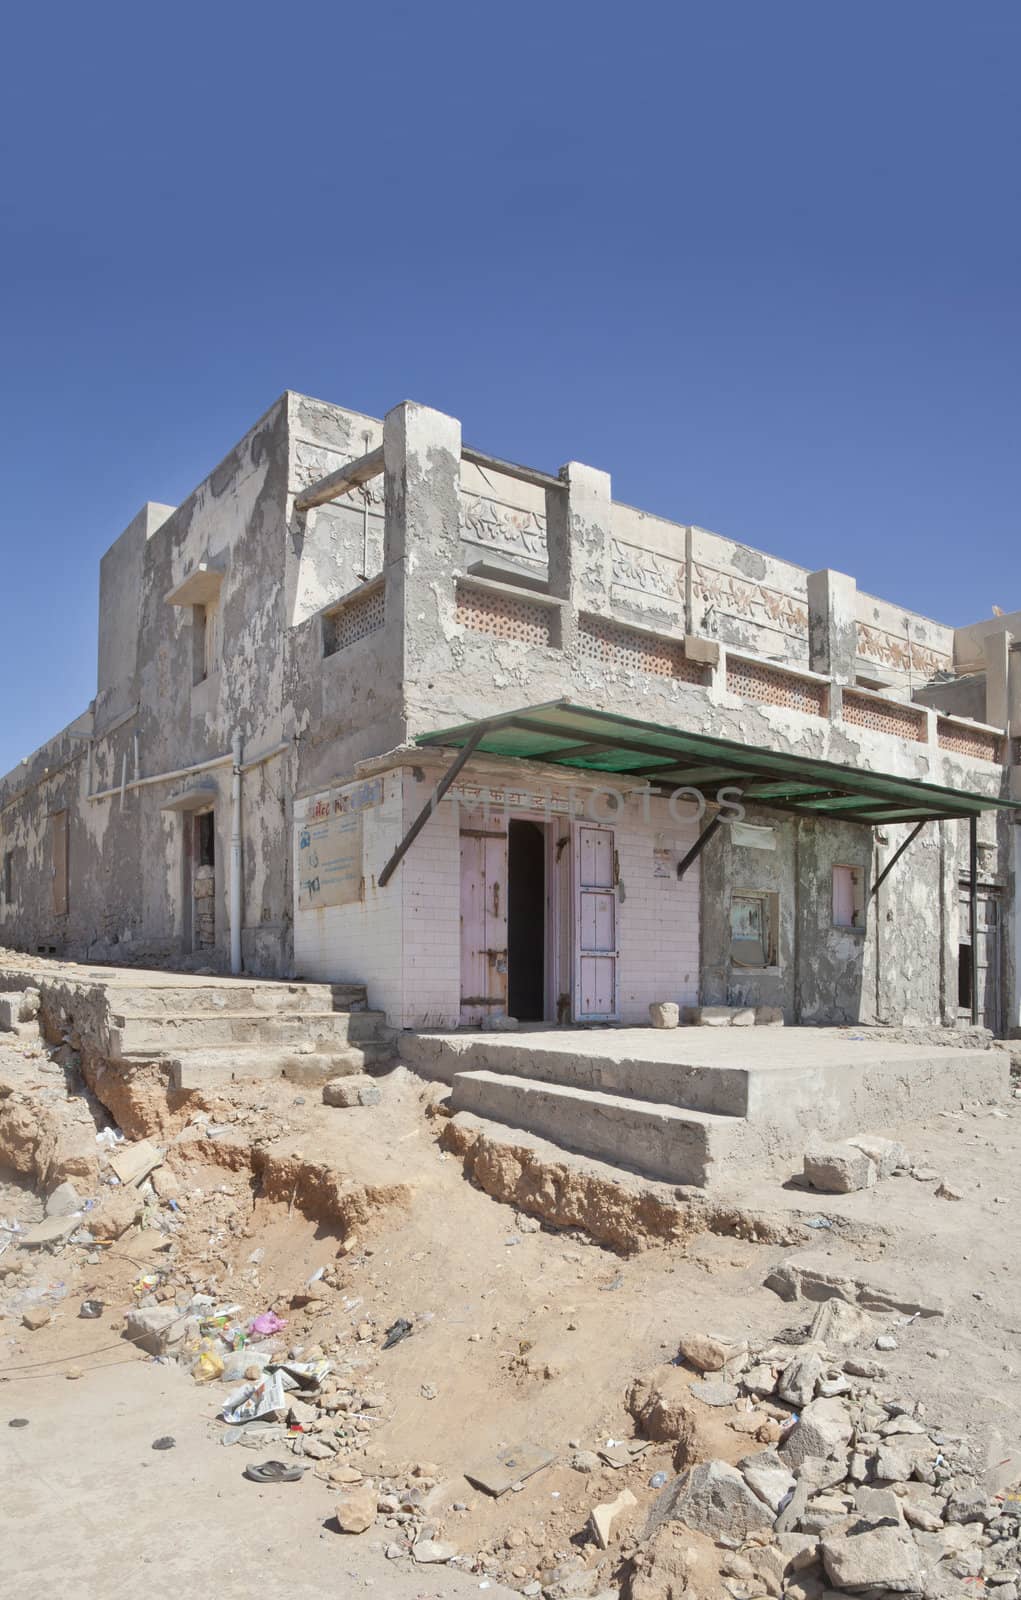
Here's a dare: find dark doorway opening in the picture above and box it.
[957,943,972,1012]
[508,819,546,1021]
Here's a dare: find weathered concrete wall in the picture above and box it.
[2,390,1017,1035]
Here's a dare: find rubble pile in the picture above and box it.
[623,1306,1021,1600]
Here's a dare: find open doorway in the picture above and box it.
[508,818,547,1021]
[191,810,216,951]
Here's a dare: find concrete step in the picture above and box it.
[105,981,367,1017]
[105,1009,389,1058]
[449,1069,746,1187]
[161,1041,395,1091]
[401,1032,749,1116]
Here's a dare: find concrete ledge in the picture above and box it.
[449,1069,746,1187]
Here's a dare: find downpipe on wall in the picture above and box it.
[230,732,243,976]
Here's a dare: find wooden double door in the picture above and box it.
[458,819,620,1027]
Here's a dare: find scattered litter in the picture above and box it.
[805,1215,834,1230]
[248,1311,287,1337]
[78,1299,104,1319]
[243,1459,306,1483]
[151,1436,176,1451]
[649,1471,668,1488]
[465,1443,557,1498]
[95,1127,125,1149]
[221,1370,290,1425]
[383,1318,413,1350]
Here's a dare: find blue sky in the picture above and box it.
[0,1,1017,775]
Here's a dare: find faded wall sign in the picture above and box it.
[296,777,382,911]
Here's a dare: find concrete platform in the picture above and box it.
[402,1026,1008,1188]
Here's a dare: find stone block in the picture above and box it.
[779,1398,853,1470]
[820,1526,922,1591]
[847,1135,908,1178]
[731,1007,756,1026]
[652,1458,774,1538]
[739,1449,796,1513]
[323,1076,381,1108]
[649,1002,680,1030]
[124,1305,190,1355]
[803,1144,877,1194]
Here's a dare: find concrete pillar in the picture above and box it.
[807,569,858,685]
[383,400,462,712]
[545,461,613,617]
[983,631,1011,730]
[1009,642,1021,740]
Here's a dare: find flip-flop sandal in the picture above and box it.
[243,1459,306,1483]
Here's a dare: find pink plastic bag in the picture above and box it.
[248,1310,286,1336]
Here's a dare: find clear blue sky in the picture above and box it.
[1,1,1017,775]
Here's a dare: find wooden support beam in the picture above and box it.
[294,446,384,513]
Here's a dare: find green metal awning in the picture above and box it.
[413,699,1019,826]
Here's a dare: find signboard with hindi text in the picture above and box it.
[296,777,382,911]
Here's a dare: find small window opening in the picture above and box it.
[832,864,865,929]
[2,850,12,903]
[192,601,219,685]
[730,892,778,969]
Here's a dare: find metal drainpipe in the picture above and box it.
[230,732,243,975]
[969,814,979,1026]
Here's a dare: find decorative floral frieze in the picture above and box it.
[693,563,809,638]
[610,539,683,599]
[856,622,950,679]
[458,493,547,562]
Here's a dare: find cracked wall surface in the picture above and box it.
[1,393,1017,1033]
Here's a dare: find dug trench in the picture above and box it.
[2,1000,1021,1598]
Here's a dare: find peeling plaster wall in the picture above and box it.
[0,392,397,975]
[2,391,1016,1032]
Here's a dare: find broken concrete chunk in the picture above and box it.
[847,1136,908,1178]
[412,1538,457,1562]
[109,1138,163,1188]
[741,1362,778,1397]
[779,1398,853,1471]
[589,1486,637,1548]
[22,1305,51,1330]
[809,1299,876,1348]
[651,1459,774,1538]
[648,1002,679,1029]
[676,1332,738,1373]
[853,1485,904,1526]
[19,1214,80,1248]
[764,1253,945,1318]
[44,1180,82,1218]
[322,1076,381,1108]
[334,1483,377,1533]
[739,1449,796,1514]
[690,1379,739,1407]
[803,1144,877,1195]
[124,1305,190,1356]
[778,1349,825,1407]
[821,1525,923,1591]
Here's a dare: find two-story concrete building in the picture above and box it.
[2,392,1018,1036]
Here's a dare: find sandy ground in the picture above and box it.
[0,1356,520,1600]
[2,984,1021,1597]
